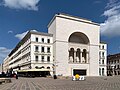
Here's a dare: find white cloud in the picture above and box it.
[15,30,38,40]
[94,1,102,4]
[8,30,13,34]
[32,30,37,32]
[2,0,40,11]
[100,0,120,37]
[106,0,119,8]
[0,47,12,63]
[15,31,28,40]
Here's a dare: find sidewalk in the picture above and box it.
[0,76,120,90]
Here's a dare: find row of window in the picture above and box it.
[35,55,50,62]
[22,46,30,54]
[99,59,105,64]
[35,46,50,53]
[99,52,105,58]
[10,46,30,61]
[108,60,119,64]
[99,45,105,49]
[35,66,50,69]
[107,65,120,69]
[107,71,120,75]
[35,37,51,43]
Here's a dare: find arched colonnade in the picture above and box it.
[69,48,89,63]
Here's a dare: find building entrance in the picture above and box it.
[73,69,86,76]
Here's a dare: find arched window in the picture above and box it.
[82,49,87,63]
[47,67,50,69]
[69,48,74,62]
[35,66,38,69]
[41,66,44,69]
[76,48,81,62]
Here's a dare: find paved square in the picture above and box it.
[0,76,120,90]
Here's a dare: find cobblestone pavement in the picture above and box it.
[0,76,120,90]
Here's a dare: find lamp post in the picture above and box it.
[52,64,55,75]
[111,64,115,76]
[52,56,59,79]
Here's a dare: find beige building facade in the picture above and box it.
[107,53,120,76]
[3,13,107,77]
[48,13,100,76]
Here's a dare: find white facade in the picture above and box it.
[30,33,53,74]
[3,13,107,76]
[3,31,53,75]
[0,64,3,73]
[99,43,107,76]
[3,56,9,72]
[48,13,100,76]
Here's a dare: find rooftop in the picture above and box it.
[48,13,100,28]
[8,30,53,57]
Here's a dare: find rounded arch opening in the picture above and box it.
[68,32,90,44]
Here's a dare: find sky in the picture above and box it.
[0,0,120,63]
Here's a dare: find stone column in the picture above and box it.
[76,52,80,63]
[86,52,89,63]
[117,71,119,75]
[76,56,79,63]
[74,51,76,63]
[68,50,70,62]
[80,51,82,63]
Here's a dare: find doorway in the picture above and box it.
[73,69,86,76]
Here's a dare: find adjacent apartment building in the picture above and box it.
[3,13,107,77]
[99,43,107,76]
[107,53,120,76]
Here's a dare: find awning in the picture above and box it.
[17,68,50,72]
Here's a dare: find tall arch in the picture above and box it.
[76,48,81,62]
[82,49,87,63]
[68,32,90,44]
[69,48,74,62]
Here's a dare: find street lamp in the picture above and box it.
[111,64,115,76]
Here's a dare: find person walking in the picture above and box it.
[16,74,18,79]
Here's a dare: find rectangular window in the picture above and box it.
[102,59,104,64]
[41,47,44,52]
[35,46,39,52]
[102,52,104,57]
[35,56,38,61]
[47,47,50,53]
[47,56,50,62]
[41,56,44,62]
[108,61,110,64]
[112,61,113,64]
[99,45,101,49]
[102,45,104,49]
[102,68,104,76]
[117,60,119,63]
[118,65,119,69]
[99,68,101,76]
[99,52,101,58]
[99,59,101,64]
[42,38,44,43]
[36,37,38,42]
[47,39,50,43]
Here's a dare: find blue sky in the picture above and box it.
[0,0,120,63]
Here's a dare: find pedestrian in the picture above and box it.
[16,74,18,79]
